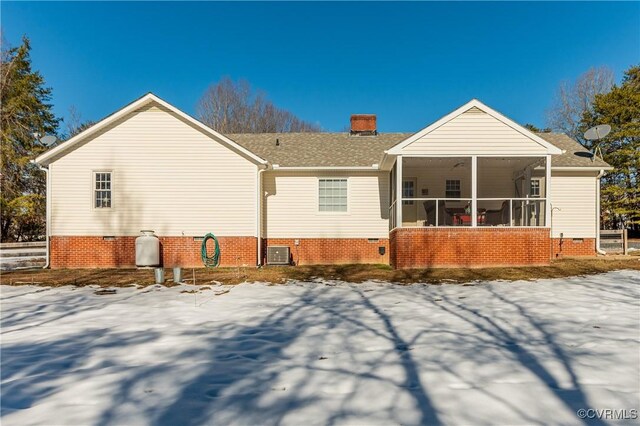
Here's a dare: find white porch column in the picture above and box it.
[545,155,552,227]
[471,156,478,227]
[396,156,403,227]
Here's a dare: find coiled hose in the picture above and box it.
[201,233,220,268]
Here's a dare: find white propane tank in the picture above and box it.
[136,230,160,267]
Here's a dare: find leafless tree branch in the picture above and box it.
[196,77,320,133]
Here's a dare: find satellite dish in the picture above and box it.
[40,135,57,146]
[584,124,611,141]
[583,124,611,163]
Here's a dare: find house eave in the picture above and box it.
[552,166,614,172]
[270,165,380,171]
[35,93,269,166]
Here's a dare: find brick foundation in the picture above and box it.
[552,238,596,258]
[50,236,257,268]
[50,232,568,269]
[263,238,389,265]
[390,227,551,269]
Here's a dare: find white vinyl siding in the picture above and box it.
[550,171,598,238]
[400,107,549,155]
[50,103,257,236]
[263,171,389,239]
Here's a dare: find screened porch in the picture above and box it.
[389,156,551,229]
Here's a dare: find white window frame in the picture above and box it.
[530,178,541,198]
[445,179,461,198]
[402,179,416,205]
[93,171,113,209]
[317,177,349,214]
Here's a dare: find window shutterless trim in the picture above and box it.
[530,178,541,198]
[402,178,416,205]
[317,177,349,214]
[92,170,113,209]
[445,179,461,198]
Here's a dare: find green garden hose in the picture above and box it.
[201,233,220,268]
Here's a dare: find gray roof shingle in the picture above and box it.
[535,133,611,168]
[227,133,412,167]
[227,132,611,169]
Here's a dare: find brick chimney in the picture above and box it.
[350,114,377,136]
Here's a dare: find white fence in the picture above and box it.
[600,229,628,255]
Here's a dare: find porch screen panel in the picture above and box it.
[403,180,415,205]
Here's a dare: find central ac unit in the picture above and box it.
[267,246,290,265]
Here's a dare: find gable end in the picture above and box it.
[387,99,562,156]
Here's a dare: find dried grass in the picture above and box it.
[2,257,638,287]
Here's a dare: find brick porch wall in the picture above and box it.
[50,236,257,268]
[390,227,551,269]
[263,238,389,265]
[552,238,596,258]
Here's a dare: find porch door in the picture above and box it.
[402,178,418,225]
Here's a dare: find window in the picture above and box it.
[319,178,347,212]
[445,180,461,198]
[403,180,415,205]
[94,172,112,208]
[530,179,541,198]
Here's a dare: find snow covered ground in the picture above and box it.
[2,271,639,425]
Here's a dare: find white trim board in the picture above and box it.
[552,166,614,171]
[271,165,379,171]
[385,99,563,156]
[35,93,268,166]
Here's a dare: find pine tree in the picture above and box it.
[580,65,640,229]
[1,36,60,241]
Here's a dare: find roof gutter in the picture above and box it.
[552,166,614,171]
[270,165,380,171]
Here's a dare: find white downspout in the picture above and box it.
[256,167,267,266]
[596,169,606,255]
[35,162,50,268]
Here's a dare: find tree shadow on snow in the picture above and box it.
[3,275,635,425]
[417,285,609,426]
[96,287,443,426]
[1,328,159,416]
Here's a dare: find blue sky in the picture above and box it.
[2,1,639,132]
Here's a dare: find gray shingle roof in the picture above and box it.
[227,132,611,169]
[536,133,611,168]
[227,133,412,167]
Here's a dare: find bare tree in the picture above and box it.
[66,105,83,136]
[197,77,320,133]
[546,66,614,145]
[65,105,95,139]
